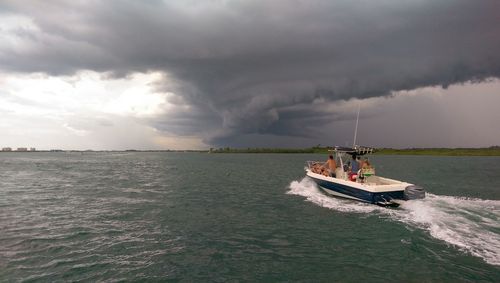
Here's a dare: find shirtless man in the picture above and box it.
[323,155,337,177]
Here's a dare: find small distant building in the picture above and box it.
[17,147,28,152]
[2,147,12,152]
[30,148,36,152]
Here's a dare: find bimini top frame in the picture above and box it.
[327,146,375,172]
[329,145,375,156]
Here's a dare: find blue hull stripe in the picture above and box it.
[308,176,405,204]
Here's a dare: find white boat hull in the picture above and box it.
[306,169,424,206]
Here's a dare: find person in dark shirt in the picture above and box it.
[349,154,360,181]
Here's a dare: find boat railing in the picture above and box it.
[307,158,377,182]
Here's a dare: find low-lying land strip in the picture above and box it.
[2,147,499,156]
[211,146,500,156]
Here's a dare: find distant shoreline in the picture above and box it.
[209,146,500,156]
[374,147,500,156]
[1,147,499,156]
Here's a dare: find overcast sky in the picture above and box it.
[1,0,499,150]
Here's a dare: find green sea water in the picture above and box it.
[1,152,499,282]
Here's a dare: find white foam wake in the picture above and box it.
[287,177,500,266]
[287,177,381,213]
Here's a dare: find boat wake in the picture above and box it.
[287,177,500,266]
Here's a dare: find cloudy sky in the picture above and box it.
[1,0,499,150]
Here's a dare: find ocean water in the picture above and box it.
[0,152,499,282]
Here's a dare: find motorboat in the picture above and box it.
[305,146,425,207]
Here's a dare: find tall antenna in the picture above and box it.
[353,104,361,147]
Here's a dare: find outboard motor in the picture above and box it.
[404,185,425,200]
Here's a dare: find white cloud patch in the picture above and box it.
[0,71,206,150]
[0,13,39,51]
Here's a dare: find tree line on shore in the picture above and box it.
[211,146,500,156]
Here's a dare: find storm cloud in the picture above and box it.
[1,0,500,147]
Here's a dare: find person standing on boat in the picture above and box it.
[349,154,360,181]
[323,155,337,177]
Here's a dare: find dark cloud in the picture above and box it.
[1,0,500,146]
